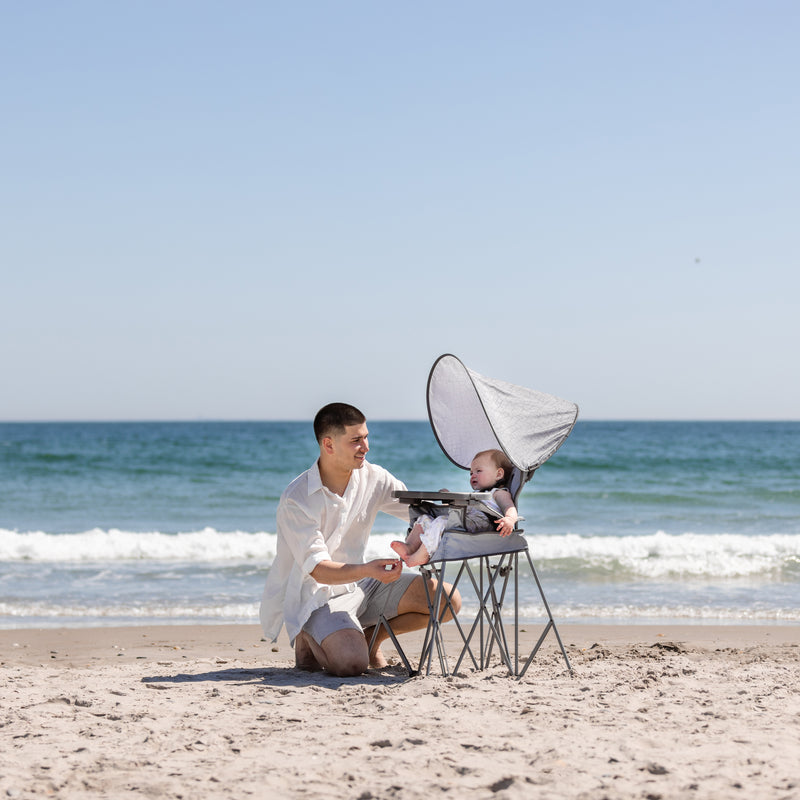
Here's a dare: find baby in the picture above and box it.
[391,449,518,567]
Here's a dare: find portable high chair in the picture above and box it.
[376,354,578,679]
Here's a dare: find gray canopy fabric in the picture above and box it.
[426,354,579,475]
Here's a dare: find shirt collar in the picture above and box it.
[307,460,325,496]
[307,459,367,498]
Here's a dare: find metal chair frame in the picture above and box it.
[414,536,572,679]
[372,490,573,679]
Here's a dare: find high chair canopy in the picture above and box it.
[426,354,579,476]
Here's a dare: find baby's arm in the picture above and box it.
[493,489,518,537]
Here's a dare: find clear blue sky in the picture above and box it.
[2,1,798,421]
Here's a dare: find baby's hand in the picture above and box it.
[495,516,514,537]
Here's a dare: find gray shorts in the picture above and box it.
[303,573,417,646]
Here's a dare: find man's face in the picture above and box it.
[328,422,370,472]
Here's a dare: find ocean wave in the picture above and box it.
[2,529,799,579]
[0,528,277,563]
[2,600,799,627]
[0,601,259,622]
[516,603,800,622]
[374,532,800,579]
[522,531,800,579]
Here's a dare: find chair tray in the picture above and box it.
[393,490,491,506]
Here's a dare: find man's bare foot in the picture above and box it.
[369,645,389,669]
[294,630,322,671]
[362,627,389,668]
[391,540,410,561]
[404,543,430,567]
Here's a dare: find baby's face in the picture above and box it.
[469,454,502,491]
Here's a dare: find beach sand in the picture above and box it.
[2,622,799,799]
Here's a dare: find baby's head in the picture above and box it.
[469,449,514,491]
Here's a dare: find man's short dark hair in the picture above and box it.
[313,403,366,443]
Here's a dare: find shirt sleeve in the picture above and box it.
[276,496,331,576]
[376,470,410,522]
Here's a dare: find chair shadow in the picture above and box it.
[141,663,414,689]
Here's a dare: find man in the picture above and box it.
[260,402,461,676]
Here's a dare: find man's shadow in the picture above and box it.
[142,663,414,689]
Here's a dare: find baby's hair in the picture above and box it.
[473,449,514,488]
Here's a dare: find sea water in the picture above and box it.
[1,421,799,629]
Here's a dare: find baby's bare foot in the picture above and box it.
[404,544,430,567]
[391,540,410,560]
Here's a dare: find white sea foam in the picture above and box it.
[0,602,261,628]
[1,528,799,579]
[518,603,800,622]
[0,601,260,619]
[375,531,800,578]
[524,531,800,578]
[0,528,277,563]
[438,599,800,623]
[3,599,799,626]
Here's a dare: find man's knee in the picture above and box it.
[328,652,369,677]
[435,581,461,619]
[320,629,369,677]
[401,574,461,618]
[446,584,462,615]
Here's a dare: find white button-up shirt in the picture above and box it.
[259,459,409,643]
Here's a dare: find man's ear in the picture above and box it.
[321,436,335,455]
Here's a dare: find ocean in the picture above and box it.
[1,420,799,629]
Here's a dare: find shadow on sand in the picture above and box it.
[141,663,415,689]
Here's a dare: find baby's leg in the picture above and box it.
[391,522,424,563]
[392,513,445,566]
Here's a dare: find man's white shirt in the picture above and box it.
[259,460,409,642]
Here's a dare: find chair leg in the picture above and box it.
[440,565,479,671]
[419,564,453,675]
[368,614,417,676]
[517,551,573,679]
[453,562,488,673]
[416,562,479,676]
[415,565,444,675]
[453,557,514,674]
[367,563,462,677]
[368,585,420,676]
[482,557,515,673]
[453,564,489,672]
[514,553,519,675]
[483,555,516,673]
[430,567,449,675]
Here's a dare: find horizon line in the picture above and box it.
[1,418,799,424]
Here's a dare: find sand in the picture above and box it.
[2,622,800,799]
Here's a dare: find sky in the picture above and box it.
[2,1,798,421]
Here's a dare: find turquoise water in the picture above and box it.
[1,421,799,628]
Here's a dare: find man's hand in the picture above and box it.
[365,558,403,583]
[310,558,403,586]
